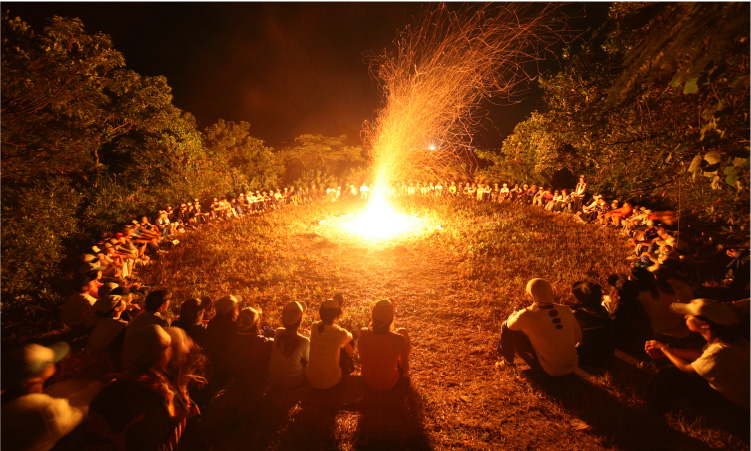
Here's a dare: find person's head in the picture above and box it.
[123,325,172,374]
[75,272,98,294]
[318,298,343,332]
[98,282,119,299]
[572,281,603,308]
[179,297,211,324]
[671,299,740,342]
[109,285,131,304]
[2,342,69,396]
[93,294,126,318]
[526,278,554,305]
[144,289,172,313]
[237,307,262,334]
[215,295,240,320]
[370,299,395,334]
[282,301,306,329]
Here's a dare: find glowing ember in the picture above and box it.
[342,193,426,241]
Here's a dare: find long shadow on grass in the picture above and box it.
[521,370,713,450]
[275,377,431,450]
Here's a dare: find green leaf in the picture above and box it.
[683,78,699,94]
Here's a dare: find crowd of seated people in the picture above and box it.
[6,173,749,449]
[5,289,410,449]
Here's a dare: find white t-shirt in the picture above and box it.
[305,323,352,389]
[507,302,582,376]
[1,393,84,451]
[269,328,310,389]
[692,340,750,408]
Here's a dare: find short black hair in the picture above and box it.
[144,289,172,312]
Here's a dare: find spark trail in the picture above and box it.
[364,3,566,187]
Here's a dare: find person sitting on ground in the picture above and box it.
[358,299,410,391]
[510,183,522,202]
[125,289,172,341]
[61,273,100,336]
[1,342,85,451]
[228,307,274,391]
[497,278,582,377]
[86,294,129,357]
[269,301,310,389]
[205,295,240,390]
[532,187,547,207]
[602,274,653,359]
[88,325,193,449]
[601,200,634,227]
[305,297,354,390]
[523,184,537,205]
[571,282,615,368]
[171,297,212,349]
[645,298,749,412]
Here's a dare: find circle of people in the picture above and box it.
[4,174,749,450]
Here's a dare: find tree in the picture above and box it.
[493,3,749,236]
[280,134,366,182]
[203,119,283,192]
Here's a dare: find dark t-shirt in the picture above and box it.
[573,305,615,367]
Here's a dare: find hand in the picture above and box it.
[645,340,666,359]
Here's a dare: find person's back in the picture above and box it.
[571,282,615,368]
[509,302,580,376]
[269,328,310,389]
[306,322,351,389]
[359,329,408,390]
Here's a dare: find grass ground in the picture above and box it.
[76,197,751,449]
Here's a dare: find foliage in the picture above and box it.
[203,119,284,193]
[491,3,749,237]
[0,14,280,322]
[280,134,366,183]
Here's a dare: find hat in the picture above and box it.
[237,307,262,331]
[4,342,70,387]
[372,299,395,326]
[93,294,123,313]
[526,278,555,304]
[671,299,739,326]
[81,253,99,263]
[98,282,119,298]
[79,261,106,274]
[282,301,306,325]
[322,298,341,309]
[159,210,167,215]
[109,285,130,296]
[114,232,124,239]
[216,295,240,315]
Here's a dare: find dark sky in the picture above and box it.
[5,2,610,148]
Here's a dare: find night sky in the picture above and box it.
[5,2,610,149]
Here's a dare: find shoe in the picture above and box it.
[495,358,516,369]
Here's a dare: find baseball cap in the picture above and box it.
[372,299,395,326]
[216,295,240,315]
[3,342,70,388]
[671,299,739,326]
[237,307,262,331]
[322,298,340,309]
[93,295,123,313]
[282,301,306,325]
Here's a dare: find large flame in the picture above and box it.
[347,192,418,241]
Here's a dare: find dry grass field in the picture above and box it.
[119,197,748,449]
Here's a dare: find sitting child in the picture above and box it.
[305,298,353,390]
[358,299,410,390]
[269,301,310,389]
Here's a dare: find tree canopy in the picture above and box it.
[485,3,749,236]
